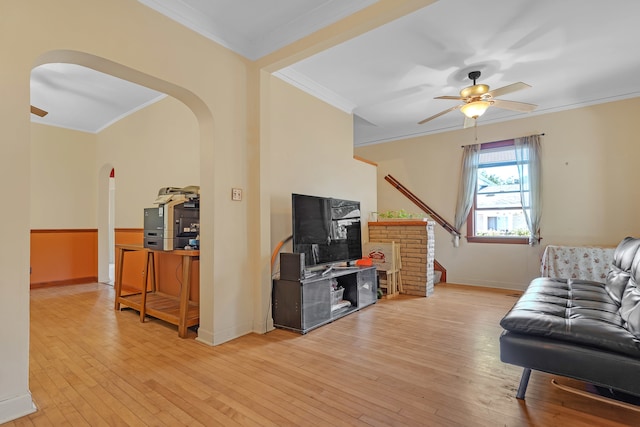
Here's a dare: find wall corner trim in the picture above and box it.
[0,392,37,424]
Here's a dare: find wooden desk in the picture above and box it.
[114,244,199,338]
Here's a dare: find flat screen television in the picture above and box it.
[292,193,362,268]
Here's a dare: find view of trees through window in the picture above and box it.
[480,169,518,185]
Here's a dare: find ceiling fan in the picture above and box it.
[418,71,536,128]
[30,105,48,117]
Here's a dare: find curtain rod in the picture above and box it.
[461,133,545,148]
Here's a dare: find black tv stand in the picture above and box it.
[272,256,377,334]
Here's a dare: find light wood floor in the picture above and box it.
[7,283,638,426]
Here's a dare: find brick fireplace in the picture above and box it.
[368,220,435,296]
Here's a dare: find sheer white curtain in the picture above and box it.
[515,135,542,245]
[453,144,480,247]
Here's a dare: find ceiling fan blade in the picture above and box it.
[30,105,48,117]
[435,95,465,100]
[485,82,531,98]
[492,99,537,112]
[463,116,475,129]
[418,105,461,124]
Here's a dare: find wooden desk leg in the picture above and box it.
[143,251,156,321]
[114,247,125,310]
[178,255,193,338]
[140,250,151,322]
[148,251,156,293]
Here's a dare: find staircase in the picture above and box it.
[384,174,454,286]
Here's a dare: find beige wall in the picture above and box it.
[1,0,429,422]
[2,0,246,419]
[96,96,199,228]
[356,97,640,290]
[268,75,377,255]
[30,124,97,229]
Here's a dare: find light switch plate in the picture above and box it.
[231,188,242,201]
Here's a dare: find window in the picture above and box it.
[467,140,530,244]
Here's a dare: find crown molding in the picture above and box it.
[274,68,356,114]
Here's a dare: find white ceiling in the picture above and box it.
[30,63,165,133]
[30,0,640,146]
[137,0,379,60]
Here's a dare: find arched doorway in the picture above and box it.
[97,165,116,284]
[31,50,215,342]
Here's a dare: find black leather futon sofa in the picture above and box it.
[500,236,640,399]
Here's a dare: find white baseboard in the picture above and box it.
[195,321,254,346]
[0,393,37,424]
[195,327,215,346]
[448,278,527,291]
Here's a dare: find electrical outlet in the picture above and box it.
[232,188,242,201]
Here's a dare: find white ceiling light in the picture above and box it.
[460,100,491,119]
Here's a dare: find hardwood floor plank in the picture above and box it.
[176,353,334,426]
[3,282,638,426]
[206,351,388,426]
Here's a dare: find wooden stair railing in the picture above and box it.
[383,174,451,284]
[384,174,460,239]
[434,260,447,283]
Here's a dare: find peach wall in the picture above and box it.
[114,229,199,301]
[155,253,200,302]
[30,230,97,287]
[114,229,147,292]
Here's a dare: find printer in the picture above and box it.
[144,186,200,251]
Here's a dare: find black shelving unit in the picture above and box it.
[272,262,377,334]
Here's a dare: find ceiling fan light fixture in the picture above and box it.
[460,100,491,119]
[460,84,489,99]
[419,70,534,127]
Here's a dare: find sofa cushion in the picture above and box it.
[500,277,640,358]
[620,247,640,337]
[620,284,640,337]
[605,236,640,304]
